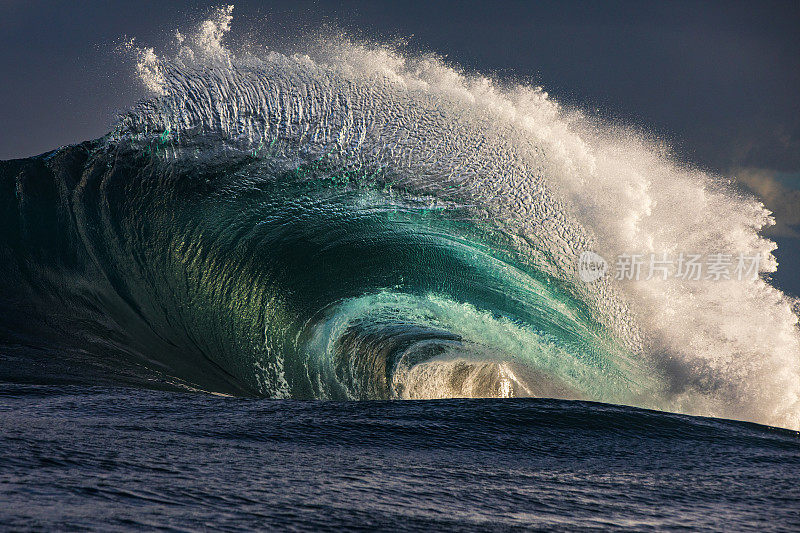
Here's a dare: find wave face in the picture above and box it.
[1,6,799,428]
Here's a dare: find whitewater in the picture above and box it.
[1,5,799,431]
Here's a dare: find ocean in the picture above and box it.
[1,6,799,530]
[2,385,798,531]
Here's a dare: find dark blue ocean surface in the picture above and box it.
[1,384,798,531]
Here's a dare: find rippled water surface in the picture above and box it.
[1,385,798,531]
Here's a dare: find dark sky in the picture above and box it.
[1,0,798,291]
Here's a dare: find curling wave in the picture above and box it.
[1,6,798,429]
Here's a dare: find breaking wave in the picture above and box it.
[1,6,798,429]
